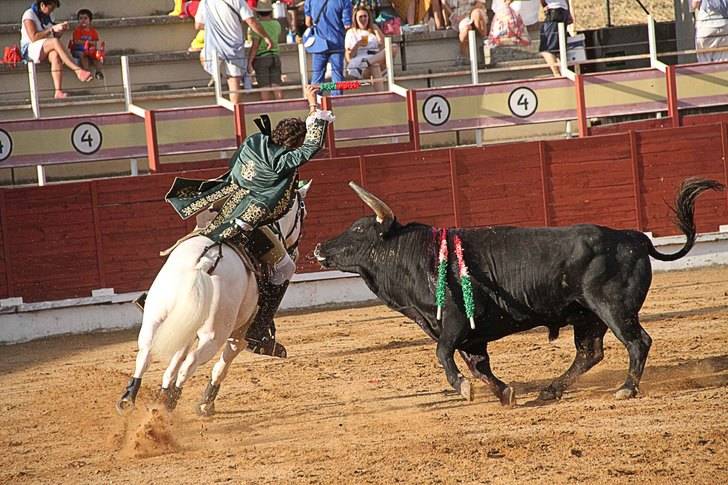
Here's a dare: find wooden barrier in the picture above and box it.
[0,113,146,168]
[1,121,726,302]
[155,106,237,156]
[675,61,728,111]
[583,68,667,119]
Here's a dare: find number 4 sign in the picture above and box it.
[422,95,451,127]
[71,122,103,155]
[508,87,538,118]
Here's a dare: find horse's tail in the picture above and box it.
[150,265,214,361]
[648,177,725,262]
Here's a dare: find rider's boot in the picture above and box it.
[245,279,289,358]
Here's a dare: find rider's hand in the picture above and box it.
[304,84,318,108]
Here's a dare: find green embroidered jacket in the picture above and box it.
[166,117,327,242]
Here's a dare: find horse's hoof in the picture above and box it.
[196,402,215,417]
[460,379,473,401]
[538,386,561,402]
[116,398,134,416]
[615,387,636,400]
[500,386,516,407]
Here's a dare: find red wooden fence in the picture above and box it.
[2,122,727,303]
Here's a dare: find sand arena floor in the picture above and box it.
[1,266,727,484]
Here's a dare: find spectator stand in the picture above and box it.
[4,18,728,186]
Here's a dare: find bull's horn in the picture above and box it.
[349,181,394,223]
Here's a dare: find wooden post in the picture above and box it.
[628,131,644,230]
[448,148,461,227]
[0,190,14,298]
[144,110,161,173]
[538,141,552,226]
[574,74,589,137]
[666,65,680,128]
[407,90,421,151]
[721,122,728,212]
[234,103,246,145]
[89,181,107,288]
[321,96,336,157]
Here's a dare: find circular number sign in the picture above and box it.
[508,87,538,118]
[71,122,103,155]
[0,129,12,162]
[422,95,451,127]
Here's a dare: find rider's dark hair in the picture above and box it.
[272,118,307,149]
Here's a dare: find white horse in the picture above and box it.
[116,181,310,416]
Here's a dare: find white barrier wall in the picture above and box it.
[1,232,727,345]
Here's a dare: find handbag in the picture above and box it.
[2,45,22,68]
[302,0,331,53]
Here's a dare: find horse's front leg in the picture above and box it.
[197,334,245,417]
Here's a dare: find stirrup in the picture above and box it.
[245,337,287,358]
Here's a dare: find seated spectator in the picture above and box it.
[444,0,492,64]
[248,0,284,100]
[20,0,92,99]
[393,0,447,30]
[345,6,395,91]
[70,9,104,80]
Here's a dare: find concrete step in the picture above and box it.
[1,0,171,24]
[0,16,197,56]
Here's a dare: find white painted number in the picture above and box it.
[423,95,451,127]
[508,87,538,118]
[0,129,11,162]
[71,122,103,155]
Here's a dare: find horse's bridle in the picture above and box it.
[273,190,306,257]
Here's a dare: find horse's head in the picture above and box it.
[277,180,312,255]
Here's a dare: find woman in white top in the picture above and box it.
[21,0,93,99]
[693,0,728,62]
[344,6,396,92]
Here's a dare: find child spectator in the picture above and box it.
[71,9,104,80]
[248,0,283,100]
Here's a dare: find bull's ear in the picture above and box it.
[377,217,395,238]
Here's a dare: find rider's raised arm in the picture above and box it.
[273,110,335,173]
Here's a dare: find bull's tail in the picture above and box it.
[648,178,725,262]
[150,266,214,361]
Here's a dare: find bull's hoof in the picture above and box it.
[196,401,216,417]
[500,386,516,407]
[460,379,473,401]
[615,387,637,400]
[538,386,562,402]
[116,397,134,416]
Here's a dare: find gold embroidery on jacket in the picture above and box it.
[200,186,250,236]
[181,183,240,218]
[304,120,326,146]
[270,181,295,220]
[240,160,256,181]
[241,203,268,225]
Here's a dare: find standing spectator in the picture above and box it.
[248,0,284,100]
[693,0,728,62]
[345,6,394,91]
[20,0,93,99]
[538,0,572,77]
[196,0,274,104]
[305,0,352,95]
[70,9,104,80]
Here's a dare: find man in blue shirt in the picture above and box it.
[305,0,352,95]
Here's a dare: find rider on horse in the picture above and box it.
[163,85,331,357]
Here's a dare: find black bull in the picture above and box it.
[314,178,724,405]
